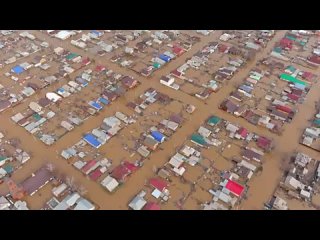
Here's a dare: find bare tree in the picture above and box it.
[46,163,55,173]
[66,176,77,191]
[77,185,88,196]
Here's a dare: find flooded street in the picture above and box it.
[1,30,320,209]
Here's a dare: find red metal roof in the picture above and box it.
[95,65,106,72]
[280,38,293,49]
[237,127,248,138]
[149,178,168,192]
[123,161,139,172]
[225,179,244,197]
[302,71,313,80]
[171,69,182,77]
[257,136,272,150]
[81,160,97,173]
[111,164,131,182]
[143,202,161,210]
[218,44,228,53]
[172,46,184,55]
[308,55,320,64]
[82,57,91,66]
[89,167,103,181]
[291,88,303,96]
[287,93,299,101]
[276,105,292,113]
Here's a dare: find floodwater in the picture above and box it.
[1,30,320,209]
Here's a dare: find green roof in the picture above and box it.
[286,65,296,72]
[273,47,282,53]
[207,116,221,125]
[279,74,307,86]
[3,165,13,174]
[314,119,320,126]
[66,53,79,60]
[285,35,296,41]
[33,113,41,121]
[191,134,206,146]
[0,156,8,162]
[153,62,161,69]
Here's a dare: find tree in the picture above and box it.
[77,185,88,196]
[46,163,55,173]
[66,176,76,191]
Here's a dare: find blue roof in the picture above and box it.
[98,97,110,105]
[3,165,13,174]
[12,65,25,74]
[57,88,65,93]
[91,30,102,37]
[89,101,103,110]
[151,131,165,142]
[239,85,253,93]
[83,134,102,148]
[75,77,89,87]
[159,54,170,62]
[294,83,306,90]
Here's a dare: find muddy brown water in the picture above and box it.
[1,30,320,209]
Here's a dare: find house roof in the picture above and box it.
[149,178,168,192]
[0,100,11,112]
[257,136,272,150]
[129,196,147,210]
[276,105,292,113]
[143,202,161,210]
[21,167,53,195]
[279,74,307,86]
[237,127,248,138]
[243,148,262,161]
[151,131,165,142]
[121,76,137,88]
[123,161,138,172]
[225,179,244,197]
[191,134,206,146]
[81,160,97,173]
[207,116,221,125]
[89,167,103,181]
[12,65,24,74]
[111,164,131,182]
[308,55,320,64]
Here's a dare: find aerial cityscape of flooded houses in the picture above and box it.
[1,30,320,210]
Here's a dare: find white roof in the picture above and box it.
[173,167,186,176]
[101,175,119,192]
[169,153,185,168]
[285,176,304,190]
[55,30,73,40]
[180,145,195,157]
[160,119,179,131]
[0,196,10,210]
[103,116,121,127]
[11,113,24,123]
[300,189,311,199]
[198,126,211,138]
[239,160,257,172]
[216,191,232,204]
[52,183,68,197]
[273,196,288,210]
[226,123,239,133]
[53,201,69,210]
[152,189,162,199]
[29,102,42,112]
[46,92,62,102]
[129,196,147,210]
[74,198,95,210]
[65,193,81,207]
